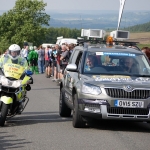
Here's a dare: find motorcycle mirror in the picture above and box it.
[26,84,31,91]
[25,70,33,76]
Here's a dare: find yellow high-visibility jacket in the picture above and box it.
[0,55,28,70]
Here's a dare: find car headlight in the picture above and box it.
[0,75,22,88]
[82,83,101,95]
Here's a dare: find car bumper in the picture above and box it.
[79,100,150,121]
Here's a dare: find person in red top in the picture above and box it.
[56,46,63,84]
[45,45,52,78]
[143,47,150,61]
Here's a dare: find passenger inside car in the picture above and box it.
[84,52,141,74]
[122,57,139,73]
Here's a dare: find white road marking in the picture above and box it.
[7,118,72,122]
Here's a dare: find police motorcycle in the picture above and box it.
[0,62,33,126]
[0,64,33,126]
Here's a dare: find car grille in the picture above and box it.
[105,88,150,99]
[85,104,100,108]
[1,86,19,93]
[107,107,149,115]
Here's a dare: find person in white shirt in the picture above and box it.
[34,46,38,53]
[22,45,29,65]
[23,46,28,58]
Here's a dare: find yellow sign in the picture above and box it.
[3,63,24,79]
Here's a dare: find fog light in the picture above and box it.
[84,106,100,113]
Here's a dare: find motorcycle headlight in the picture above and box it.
[11,80,22,88]
[0,76,9,85]
[0,75,22,88]
[82,83,101,95]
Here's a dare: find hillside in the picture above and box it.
[48,11,150,29]
[1,10,150,30]
[125,21,150,32]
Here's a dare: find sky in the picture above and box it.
[0,0,150,11]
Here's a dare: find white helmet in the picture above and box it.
[29,46,34,51]
[8,44,21,60]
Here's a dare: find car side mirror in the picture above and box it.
[66,64,78,72]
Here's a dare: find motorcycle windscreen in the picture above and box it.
[3,63,25,79]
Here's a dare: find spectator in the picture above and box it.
[23,41,29,47]
[28,46,38,74]
[141,47,149,53]
[56,45,63,85]
[45,45,52,78]
[51,46,55,77]
[144,48,150,61]
[38,45,45,74]
[51,45,58,81]
[68,43,75,58]
[34,46,38,53]
[3,49,9,57]
[22,45,29,63]
[60,45,69,74]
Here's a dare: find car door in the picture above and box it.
[64,50,83,107]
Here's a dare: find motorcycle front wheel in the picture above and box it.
[0,103,9,126]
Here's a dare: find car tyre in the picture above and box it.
[59,88,71,117]
[72,93,85,128]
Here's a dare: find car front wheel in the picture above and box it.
[72,93,85,128]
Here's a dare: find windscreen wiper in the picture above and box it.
[131,74,150,77]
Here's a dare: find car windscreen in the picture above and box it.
[83,51,150,76]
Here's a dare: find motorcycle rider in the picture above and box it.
[0,44,28,69]
[0,44,30,114]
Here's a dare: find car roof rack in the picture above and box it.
[114,41,141,51]
[77,38,141,51]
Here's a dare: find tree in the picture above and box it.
[0,0,50,51]
[0,38,10,53]
[43,27,81,44]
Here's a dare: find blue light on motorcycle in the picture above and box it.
[25,70,33,76]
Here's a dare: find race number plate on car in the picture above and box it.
[114,100,144,108]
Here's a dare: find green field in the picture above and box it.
[130,32,150,49]
[138,44,150,49]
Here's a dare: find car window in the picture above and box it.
[83,51,150,76]
[75,52,83,70]
[69,50,79,64]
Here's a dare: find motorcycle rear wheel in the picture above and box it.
[0,103,9,126]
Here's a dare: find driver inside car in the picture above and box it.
[85,55,95,71]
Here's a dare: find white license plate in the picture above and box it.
[114,100,144,108]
